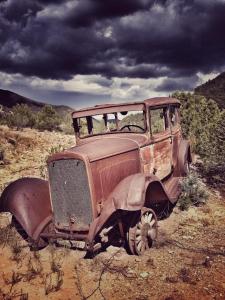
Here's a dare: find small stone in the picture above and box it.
[135,258,141,262]
[126,268,136,277]
[182,235,190,240]
[140,272,149,279]
[165,276,178,283]
[203,256,212,268]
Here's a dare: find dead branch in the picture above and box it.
[75,249,130,300]
[166,239,225,257]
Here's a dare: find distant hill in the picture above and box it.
[0,89,73,116]
[195,72,225,109]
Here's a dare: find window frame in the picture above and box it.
[74,110,147,139]
[149,106,170,136]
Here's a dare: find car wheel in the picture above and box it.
[126,208,158,255]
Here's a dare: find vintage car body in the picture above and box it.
[0,97,191,256]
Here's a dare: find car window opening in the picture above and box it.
[169,106,178,127]
[74,110,146,138]
[150,107,169,134]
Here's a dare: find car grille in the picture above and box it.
[48,159,92,228]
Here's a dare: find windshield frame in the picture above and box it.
[73,108,147,139]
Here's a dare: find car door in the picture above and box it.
[169,104,182,167]
[148,106,173,179]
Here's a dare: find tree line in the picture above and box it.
[0,104,73,133]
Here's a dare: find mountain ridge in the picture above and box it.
[0,89,73,116]
[195,72,225,109]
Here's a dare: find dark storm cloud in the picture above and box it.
[0,0,225,89]
[65,0,155,27]
[155,75,198,92]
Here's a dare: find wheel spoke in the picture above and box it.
[148,228,157,240]
[144,214,149,223]
[150,219,155,227]
[147,213,152,223]
[137,241,142,252]
[141,241,147,253]
[141,215,146,224]
[136,228,141,235]
[136,234,142,242]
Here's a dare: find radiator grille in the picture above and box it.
[48,159,92,227]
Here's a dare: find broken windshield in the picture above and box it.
[74,110,146,138]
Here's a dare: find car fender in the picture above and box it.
[88,173,171,243]
[0,177,52,241]
[176,139,192,176]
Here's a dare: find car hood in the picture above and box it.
[47,134,148,163]
[67,136,140,162]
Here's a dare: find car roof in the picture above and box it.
[72,97,180,118]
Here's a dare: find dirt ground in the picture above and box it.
[0,126,224,300]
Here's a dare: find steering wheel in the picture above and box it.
[120,125,145,132]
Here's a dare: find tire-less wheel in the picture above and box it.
[126,208,158,255]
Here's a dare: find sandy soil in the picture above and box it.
[0,126,224,300]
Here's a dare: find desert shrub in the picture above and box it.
[25,253,43,281]
[44,246,64,295]
[173,92,221,155]
[7,104,36,130]
[173,92,225,185]
[0,225,14,247]
[178,173,209,210]
[60,113,74,134]
[35,105,61,131]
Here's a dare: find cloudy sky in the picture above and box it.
[0,0,225,108]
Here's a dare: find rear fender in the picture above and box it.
[175,139,192,176]
[144,176,171,207]
[0,178,52,241]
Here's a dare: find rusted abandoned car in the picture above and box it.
[0,97,191,256]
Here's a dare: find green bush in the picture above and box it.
[173,92,225,184]
[6,104,35,130]
[178,173,209,211]
[35,105,61,131]
[60,114,74,135]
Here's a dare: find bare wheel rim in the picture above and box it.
[134,208,158,255]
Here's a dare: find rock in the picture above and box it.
[165,276,178,283]
[140,271,149,279]
[126,268,136,278]
[135,258,141,262]
[203,256,212,268]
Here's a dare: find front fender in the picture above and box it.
[0,177,52,241]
